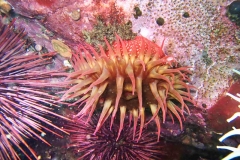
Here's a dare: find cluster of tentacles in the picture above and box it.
[61,34,196,141]
[0,9,197,160]
[0,19,69,159]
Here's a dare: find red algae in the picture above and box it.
[35,0,56,7]
[207,80,240,133]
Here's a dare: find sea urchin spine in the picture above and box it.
[0,18,69,160]
[67,114,163,160]
[62,34,196,141]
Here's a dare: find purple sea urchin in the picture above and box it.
[0,18,69,160]
[67,114,163,160]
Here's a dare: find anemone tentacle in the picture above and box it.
[63,35,195,141]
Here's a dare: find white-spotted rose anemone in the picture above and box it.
[61,34,196,141]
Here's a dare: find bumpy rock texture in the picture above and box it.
[125,0,239,108]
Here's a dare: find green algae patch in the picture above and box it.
[82,18,136,50]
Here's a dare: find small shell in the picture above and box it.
[51,39,72,58]
[0,0,12,14]
[70,9,81,21]
[63,60,72,68]
[35,44,42,51]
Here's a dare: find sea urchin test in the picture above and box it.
[61,34,196,141]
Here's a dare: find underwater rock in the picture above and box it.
[227,0,240,25]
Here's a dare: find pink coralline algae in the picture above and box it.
[7,0,125,43]
[127,0,239,108]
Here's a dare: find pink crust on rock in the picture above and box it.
[61,34,196,141]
